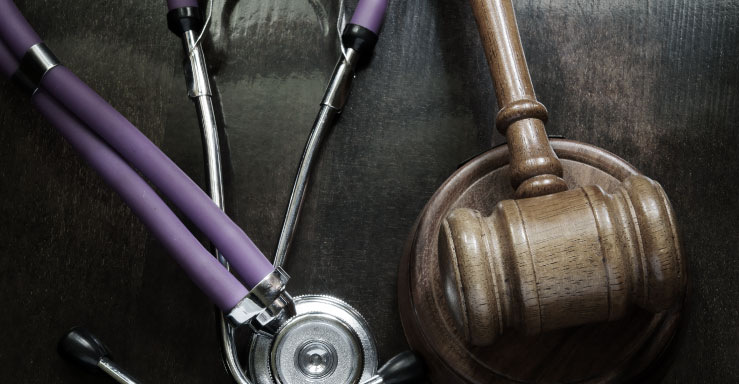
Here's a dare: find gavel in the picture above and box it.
[437,0,686,347]
[440,175,684,346]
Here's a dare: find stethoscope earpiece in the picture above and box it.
[58,326,141,383]
[58,326,110,372]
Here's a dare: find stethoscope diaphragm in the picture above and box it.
[249,295,378,384]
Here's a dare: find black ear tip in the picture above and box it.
[378,351,426,384]
[58,326,111,372]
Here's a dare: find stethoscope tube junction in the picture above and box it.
[1,0,425,382]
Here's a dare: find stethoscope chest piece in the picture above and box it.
[250,295,378,384]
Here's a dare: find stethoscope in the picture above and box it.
[0,0,423,383]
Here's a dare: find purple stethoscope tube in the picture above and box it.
[350,0,389,34]
[0,0,36,58]
[0,38,248,311]
[0,0,274,289]
[35,90,250,310]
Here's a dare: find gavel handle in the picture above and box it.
[471,0,567,198]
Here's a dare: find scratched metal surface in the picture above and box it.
[0,0,736,382]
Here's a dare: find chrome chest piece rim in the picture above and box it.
[249,295,378,384]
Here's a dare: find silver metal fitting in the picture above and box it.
[321,48,359,110]
[12,43,60,95]
[252,290,295,334]
[181,30,212,99]
[226,267,294,332]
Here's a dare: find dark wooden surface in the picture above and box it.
[0,0,735,382]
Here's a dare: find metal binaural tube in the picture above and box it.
[0,0,275,289]
[322,48,360,109]
[194,93,225,214]
[274,0,388,270]
[272,105,338,269]
[273,48,358,269]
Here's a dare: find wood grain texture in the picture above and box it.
[470,0,567,198]
[439,174,685,346]
[0,0,735,382]
[432,2,686,359]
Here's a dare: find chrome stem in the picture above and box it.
[98,357,142,384]
[181,30,253,384]
[273,48,359,269]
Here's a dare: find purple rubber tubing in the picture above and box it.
[35,90,249,310]
[167,0,198,11]
[350,0,388,34]
[0,39,248,311]
[0,0,274,289]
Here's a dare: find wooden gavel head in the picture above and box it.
[439,175,685,346]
